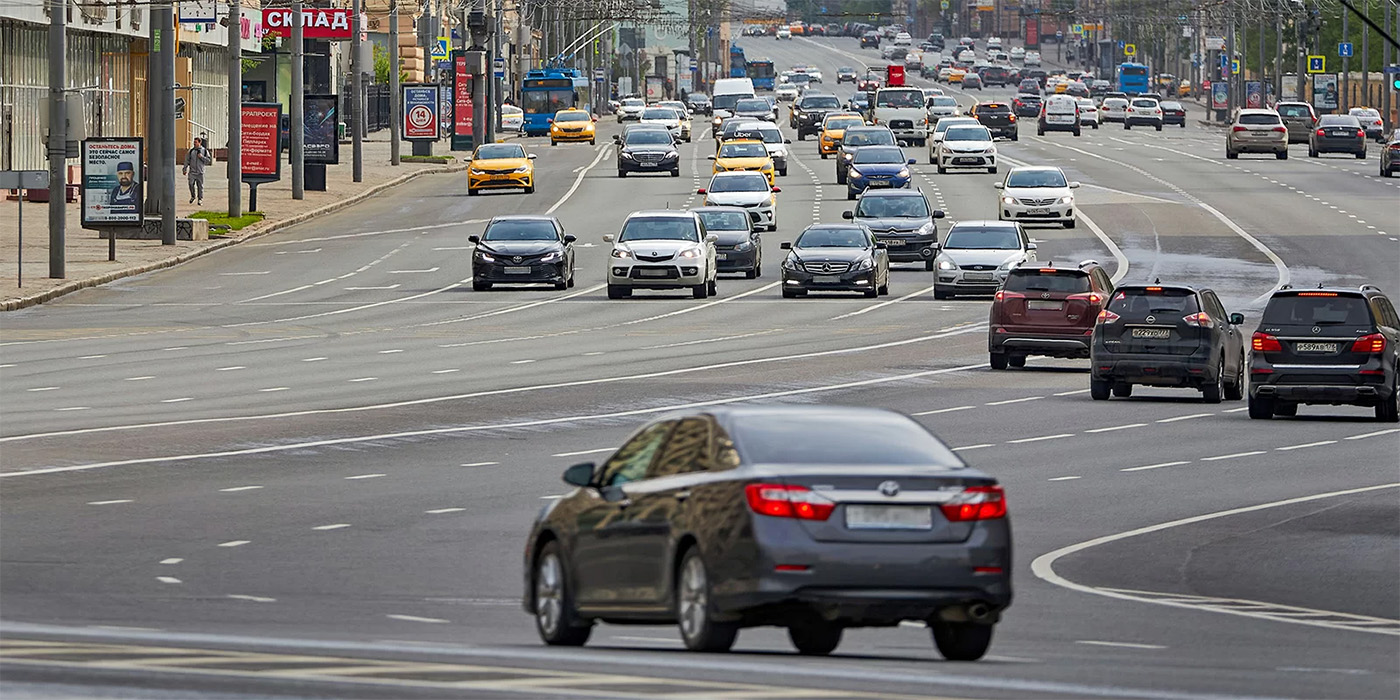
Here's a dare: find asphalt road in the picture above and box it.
[2,35,1398,700]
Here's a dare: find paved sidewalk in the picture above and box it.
[0,137,466,311]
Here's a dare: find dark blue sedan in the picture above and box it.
[846,146,916,199]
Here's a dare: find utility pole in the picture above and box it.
[390,0,400,166]
[159,3,176,245]
[351,0,363,182]
[291,0,304,199]
[48,0,66,277]
[1385,1,1393,127]
[469,3,488,152]
[1360,0,1368,107]
[1342,9,1349,111]
[228,0,241,217]
[1296,10,1306,102]
[1227,11,1237,117]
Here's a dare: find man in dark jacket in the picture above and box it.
[182,136,212,205]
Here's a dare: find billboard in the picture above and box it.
[403,84,441,141]
[1245,81,1262,109]
[81,138,144,228]
[262,8,352,40]
[1312,73,1338,110]
[1210,81,1229,110]
[241,103,282,182]
[303,94,340,164]
[452,52,475,151]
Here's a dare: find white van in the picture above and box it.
[710,77,757,127]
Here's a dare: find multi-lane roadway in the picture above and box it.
[1,35,1397,700]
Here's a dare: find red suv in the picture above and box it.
[988,261,1114,369]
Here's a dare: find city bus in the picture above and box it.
[521,68,590,136]
[730,46,747,78]
[746,58,776,90]
[1116,62,1150,95]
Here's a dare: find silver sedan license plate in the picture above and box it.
[964,272,994,281]
[1295,342,1337,353]
[846,504,933,530]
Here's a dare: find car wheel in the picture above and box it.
[1377,381,1400,422]
[1308,148,1317,157]
[1277,150,1288,160]
[987,166,997,174]
[933,288,950,300]
[676,548,738,652]
[1012,132,1020,140]
[990,353,1009,370]
[553,280,568,290]
[821,153,829,160]
[1201,364,1224,404]
[925,258,936,271]
[1037,128,1045,136]
[797,132,805,141]
[1090,379,1111,401]
[1073,128,1082,137]
[707,279,718,296]
[606,284,630,299]
[467,187,479,196]
[782,287,799,298]
[1124,123,1131,130]
[590,139,596,145]
[1092,123,1099,130]
[1382,165,1391,177]
[692,282,709,299]
[1155,124,1162,131]
[836,172,846,185]
[847,188,857,200]
[1275,401,1299,417]
[745,266,757,280]
[671,169,681,177]
[937,164,947,174]
[617,170,627,178]
[533,542,593,646]
[930,621,994,662]
[1179,122,1185,128]
[1225,150,1238,159]
[550,140,557,146]
[1355,150,1366,160]
[1112,382,1133,398]
[1009,354,1027,368]
[1224,357,1245,401]
[472,281,491,291]
[525,184,536,194]
[780,168,788,177]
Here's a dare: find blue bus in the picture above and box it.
[521,68,590,136]
[746,58,776,90]
[730,46,747,78]
[1116,62,1150,95]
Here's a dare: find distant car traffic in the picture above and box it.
[613,127,680,177]
[548,108,597,145]
[1227,109,1288,160]
[467,142,537,196]
[1123,97,1164,130]
[693,206,763,278]
[845,145,916,199]
[1310,114,1368,159]
[1159,100,1187,127]
[835,126,897,184]
[698,171,780,231]
[1076,98,1101,129]
[935,124,998,174]
[1275,101,1317,143]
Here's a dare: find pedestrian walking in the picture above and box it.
[182,136,212,205]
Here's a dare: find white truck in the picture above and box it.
[871,86,929,146]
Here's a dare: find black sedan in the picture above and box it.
[468,216,575,291]
[522,406,1012,659]
[836,66,858,83]
[686,94,712,115]
[693,206,762,278]
[1382,128,1400,177]
[1160,100,1187,127]
[780,224,890,298]
[1309,114,1368,159]
[614,127,681,177]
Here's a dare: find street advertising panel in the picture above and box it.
[241,102,282,183]
[403,84,441,141]
[303,94,340,164]
[1245,81,1262,109]
[262,8,352,40]
[1312,73,1338,111]
[452,52,475,151]
[81,137,144,228]
[1025,20,1039,49]
[1210,81,1229,110]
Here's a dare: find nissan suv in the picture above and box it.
[990,261,1113,369]
[842,189,946,270]
[1090,284,1247,403]
[1248,285,1399,421]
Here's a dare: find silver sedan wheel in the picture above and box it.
[535,552,564,637]
[679,555,708,639]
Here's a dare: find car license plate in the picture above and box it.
[637,268,670,277]
[641,162,658,167]
[845,504,933,530]
[813,275,841,283]
[868,180,891,187]
[955,157,978,164]
[964,272,994,281]
[881,239,905,247]
[1132,328,1172,339]
[1028,300,1063,310]
[504,266,531,275]
[1027,208,1049,215]
[715,253,728,260]
[1294,342,1337,353]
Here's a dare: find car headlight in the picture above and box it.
[733,240,753,252]
[712,117,722,126]
[611,248,633,259]
[897,168,910,178]
[1059,195,1074,204]
[513,165,530,173]
[843,153,854,161]
[539,251,564,263]
[678,247,703,259]
[469,168,486,175]
[853,258,874,271]
[621,152,636,160]
[475,251,496,262]
[847,167,862,177]
[998,259,1017,271]
[782,257,801,271]
[1001,196,1016,204]
[916,222,936,236]
[762,164,773,172]
[665,151,679,159]
[937,259,956,271]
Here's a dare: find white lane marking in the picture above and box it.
[312,524,351,531]
[1048,476,1082,482]
[215,366,246,371]
[1221,407,1250,413]
[582,351,606,356]
[258,387,289,393]
[509,359,537,364]
[0,364,14,368]
[378,349,404,354]
[552,448,615,458]
[1076,640,1166,650]
[1054,389,1091,396]
[1085,423,1146,433]
[640,329,783,350]
[432,246,475,251]
[344,284,402,291]
[162,347,187,351]
[54,407,90,412]
[386,614,449,624]
[425,508,466,515]
[913,405,974,416]
[952,444,993,452]
[26,387,59,392]
[1276,440,1337,451]
[545,144,613,215]
[238,284,316,303]
[1120,461,1190,473]
[0,325,988,451]
[1346,428,1400,440]
[156,577,183,584]
[301,357,327,362]
[348,377,377,383]
[1200,450,1266,462]
[219,486,263,492]
[615,281,782,329]
[217,540,250,548]
[124,376,155,381]
[345,473,386,480]
[986,396,1043,406]
[1032,482,1400,635]
[78,354,107,359]
[227,595,277,603]
[159,558,183,565]
[1100,586,1400,636]
[829,284,936,320]
[610,635,684,644]
[432,368,461,374]
[219,271,271,276]
[159,397,193,403]
[87,499,132,505]
[1008,433,1074,444]
[1157,413,1213,423]
[540,495,564,500]
[246,219,487,247]
[421,283,604,330]
[461,461,498,467]
[1078,183,1178,204]
[388,268,440,274]
[2,362,989,477]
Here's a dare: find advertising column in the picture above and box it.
[240,103,283,211]
[451,51,476,152]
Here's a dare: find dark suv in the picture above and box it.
[972,102,1018,141]
[989,261,1114,369]
[1248,285,1399,421]
[1090,284,1247,402]
[860,31,881,48]
[792,93,845,140]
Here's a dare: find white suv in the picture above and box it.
[1124,98,1164,131]
[604,211,719,299]
[995,165,1080,229]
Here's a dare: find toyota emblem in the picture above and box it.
[878,481,901,497]
[1312,326,1321,334]
[822,263,832,273]
[652,252,659,256]
[1145,314,1156,324]
[513,256,523,263]
[1041,292,1051,299]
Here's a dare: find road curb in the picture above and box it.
[2,162,468,312]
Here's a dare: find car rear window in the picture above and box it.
[979,103,1010,113]
[1005,270,1090,293]
[1277,104,1311,118]
[1318,115,1361,127]
[1131,99,1159,108]
[1239,113,1281,125]
[732,413,962,467]
[1107,288,1200,317]
[802,96,841,109]
[696,210,750,231]
[1262,294,1373,326]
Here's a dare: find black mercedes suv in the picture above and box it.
[1090,283,1247,402]
[1248,285,1399,421]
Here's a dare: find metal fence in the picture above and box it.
[343,83,392,134]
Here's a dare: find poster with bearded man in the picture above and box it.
[82,138,145,228]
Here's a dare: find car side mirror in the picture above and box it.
[771,186,782,193]
[933,210,946,218]
[467,235,480,244]
[1070,181,1081,188]
[592,117,598,122]
[897,140,910,147]
[563,462,595,487]
[1027,242,1038,250]
[1229,312,1245,325]
[992,182,1004,189]
[602,234,615,243]
[696,188,707,195]
[784,138,792,144]
[707,155,716,160]
[841,211,855,220]
[612,135,621,143]
[528,154,538,160]
[780,241,792,250]
[875,242,888,249]
[706,234,719,243]
[907,158,917,165]
[547,119,554,124]
[563,234,577,244]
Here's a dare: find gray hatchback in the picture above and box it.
[523,406,1012,660]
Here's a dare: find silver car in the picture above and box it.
[604,211,718,299]
[1226,109,1288,160]
[699,171,780,231]
[933,220,1036,299]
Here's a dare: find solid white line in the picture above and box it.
[238,284,315,303]
[219,271,270,276]
[257,387,289,393]
[78,354,107,359]
[227,595,277,603]
[348,377,377,383]
[1157,413,1213,423]
[125,376,155,381]
[552,448,615,458]
[1120,461,1190,473]
[312,524,351,531]
[217,540,250,548]
[159,558,183,565]
[913,405,975,416]
[431,369,461,374]
[1054,389,1091,396]
[425,508,466,514]
[1085,423,1146,433]
[215,366,246,371]
[1076,640,1166,650]
[1221,407,1250,413]
[1345,428,1400,440]
[545,144,612,215]
[301,357,327,362]
[54,407,90,412]
[510,359,537,364]
[829,284,936,320]
[219,486,263,492]
[1200,451,1266,462]
[26,387,58,392]
[388,268,440,274]
[952,444,993,452]
[461,461,498,467]
[156,577,183,584]
[1008,433,1074,444]
[1276,440,1336,451]
[986,396,1043,406]
[345,473,386,480]
[1048,476,1082,482]
[377,349,404,354]
[159,397,193,403]
[246,219,487,247]
[386,614,449,624]
[344,284,402,291]
[87,499,132,505]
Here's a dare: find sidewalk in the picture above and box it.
[0,137,466,311]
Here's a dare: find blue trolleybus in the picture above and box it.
[521,68,591,136]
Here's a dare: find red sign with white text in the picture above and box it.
[241,103,281,181]
[455,56,474,137]
[262,8,353,39]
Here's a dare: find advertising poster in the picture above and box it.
[303,94,339,165]
[1312,73,1338,111]
[452,53,475,151]
[241,103,282,182]
[261,8,353,40]
[403,84,441,141]
[81,138,144,228]
[1210,81,1229,110]
[1245,81,1262,108]
[1025,20,1039,49]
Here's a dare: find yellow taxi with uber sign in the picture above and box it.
[819,113,866,159]
[548,108,597,145]
[467,142,537,196]
[708,139,775,186]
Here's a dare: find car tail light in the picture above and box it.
[1390,143,1400,151]
[1069,292,1103,304]
[1352,333,1387,353]
[1252,332,1282,352]
[1271,126,1287,133]
[941,486,1007,522]
[745,483,834,521]
[994,290,1024,301]
[1232,126,1248,132]
[1357,130,1366,138]
[1316,129,1326,136]
[1096,309,1120,324]
[1182,312,1213,328]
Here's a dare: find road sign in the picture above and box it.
[1231,59,1241,75]
[1071,24,1083,35]
[1307,55,1325,73]
[1117,40,1125,50]
[493,57,505,79]
[1205,36,1225,51]
[941,0,949,8]
[1124,43,1136,57]
[1385,65,1400,74]
[431,38,449,62]
[174,96,186,120]
[1338,42,1353,58]
[1056,31,1062,39]
[402,84,440,141]
[593,68,605,81]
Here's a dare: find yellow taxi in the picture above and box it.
[947,68,967,84]
[467,142,536,196]
[819,113,866,159]
[1053,80,1070,94]
[709,139,775,186]
[1177,80,1192,97]
[548,108,597,145]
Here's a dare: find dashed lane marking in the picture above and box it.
[1120,461,1190,473]
[1075,640,1166,650]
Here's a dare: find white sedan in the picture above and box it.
[603,210,718,299]
[776,83,800,102]
[935,124,998,175]
[1099,97,1129,123]
[641,107,690,142]
[500,105,524,133]
[1076,98,1101,129]
[995,165,1080,228]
